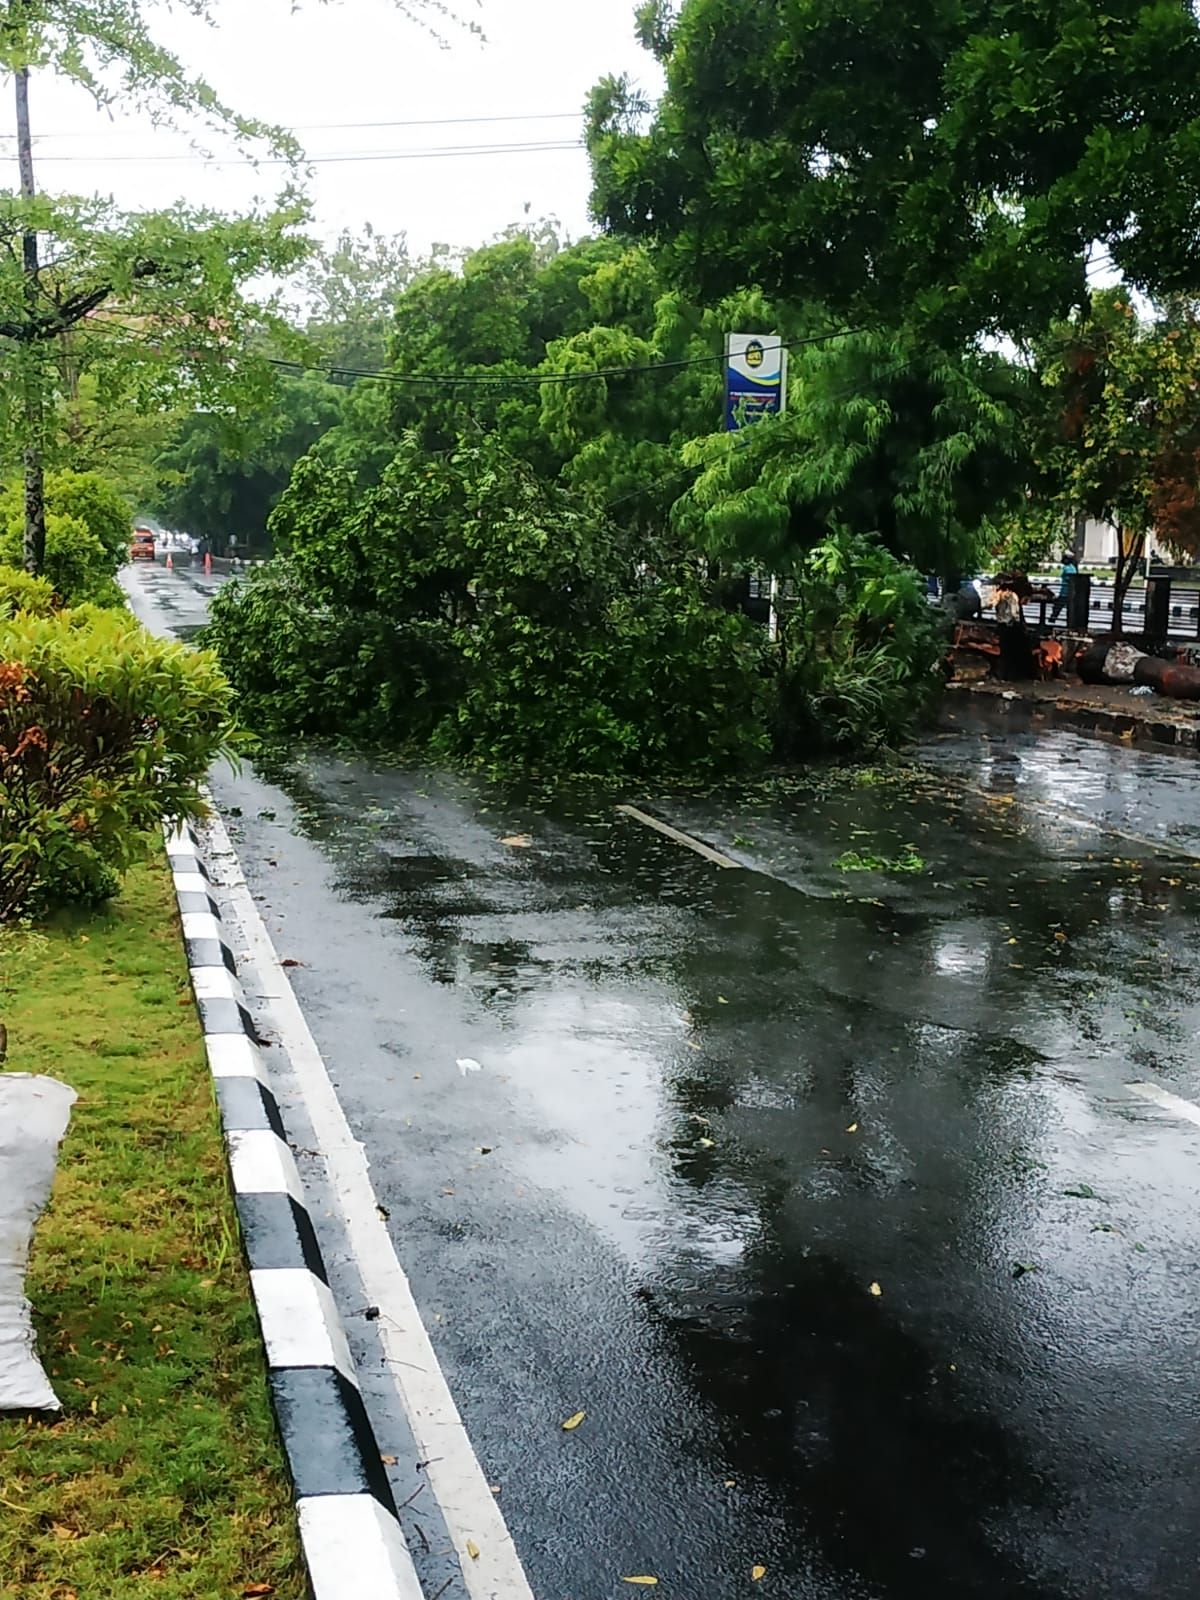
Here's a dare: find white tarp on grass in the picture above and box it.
[0,1075,77,1412]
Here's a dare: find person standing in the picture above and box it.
[1051,552,1078,624]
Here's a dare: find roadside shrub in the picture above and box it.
[0,564,55,619]
[0,607,237,920]
[43,470,133,566]
[779,534,946,755]
[0,472,132,607]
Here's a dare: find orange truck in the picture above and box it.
[130,527,155,562]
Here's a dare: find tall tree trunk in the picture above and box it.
[1110,522,1145,640]
[15,63,45,575]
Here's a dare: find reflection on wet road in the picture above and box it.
[130,564,1200,1599]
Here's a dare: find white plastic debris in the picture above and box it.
[1103,642,1145,683]
[0,1075,77,1412]
[456,1058,483,1077]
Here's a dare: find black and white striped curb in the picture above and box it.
[164,822,424,1600]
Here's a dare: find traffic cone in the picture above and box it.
[204,551,212,576]
[165,550,173,571]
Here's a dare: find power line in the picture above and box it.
[0,111,583,141]
[265,326,866,391]
[16,139,586,166]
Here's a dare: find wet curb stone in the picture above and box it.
[164,822,424,1600]
[947,681,1200,750]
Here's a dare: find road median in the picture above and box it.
[0,852,305,1600]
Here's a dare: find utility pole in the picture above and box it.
[15,56,46,574]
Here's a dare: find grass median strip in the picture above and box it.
[0,853,306,1600]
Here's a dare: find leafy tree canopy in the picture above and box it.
[1031,289,1200,617]
[208,433,778,776]
[676,333,1033,576]
[154,374,346,551]
[301,225,420,371]
[589,0,1200,342]
[0,0,454,571]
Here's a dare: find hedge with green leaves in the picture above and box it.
[0,471,133,608]
[0,606,238,920]
[0,564,56,620]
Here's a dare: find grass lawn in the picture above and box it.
[0,853,306,1600]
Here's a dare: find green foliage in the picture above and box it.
[207,435,776,777]
[835,846,925,874]
[1039,293,1200,542]
[0,563,55,619]
[678,334,1031,576]
[984,503,1066,573]
[588,0,1200,341]
[1034,290,1200,620]
[154,375,346,551]
[212,232,957,767]
[0,472,131,605]
[203,565,457,741]
[384,232,629,469]
[778,534,946,755]
[0,0,350,571]
[0,608,238,920]
[302,225,419,370]
[45,470,134,565]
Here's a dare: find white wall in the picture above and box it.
[1082,519,1119,565]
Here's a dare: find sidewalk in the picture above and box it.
[946,676,1200,750]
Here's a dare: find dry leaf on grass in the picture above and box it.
[501,835,534,849]
[621,1580,659,1587]
[561,1410,586,1431]
[869,1281,883,1297]
[752,1565,767,1581]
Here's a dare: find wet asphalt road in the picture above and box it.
[129,565,1200,1599]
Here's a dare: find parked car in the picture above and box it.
[130,528,156,562]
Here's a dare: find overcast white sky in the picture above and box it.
[6,0,663,259]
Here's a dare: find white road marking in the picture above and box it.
[202,806,536,1600]
[251,1268,359,1386]
[1128,1081,1200,1128]
[616,803,740,869]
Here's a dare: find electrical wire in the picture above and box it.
[264,326,867,391]
[15,139,586,166]
[0,111,583,141]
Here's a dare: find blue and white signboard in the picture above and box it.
[725,333,787,431]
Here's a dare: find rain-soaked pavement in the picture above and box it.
[128,564,1200,1599]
